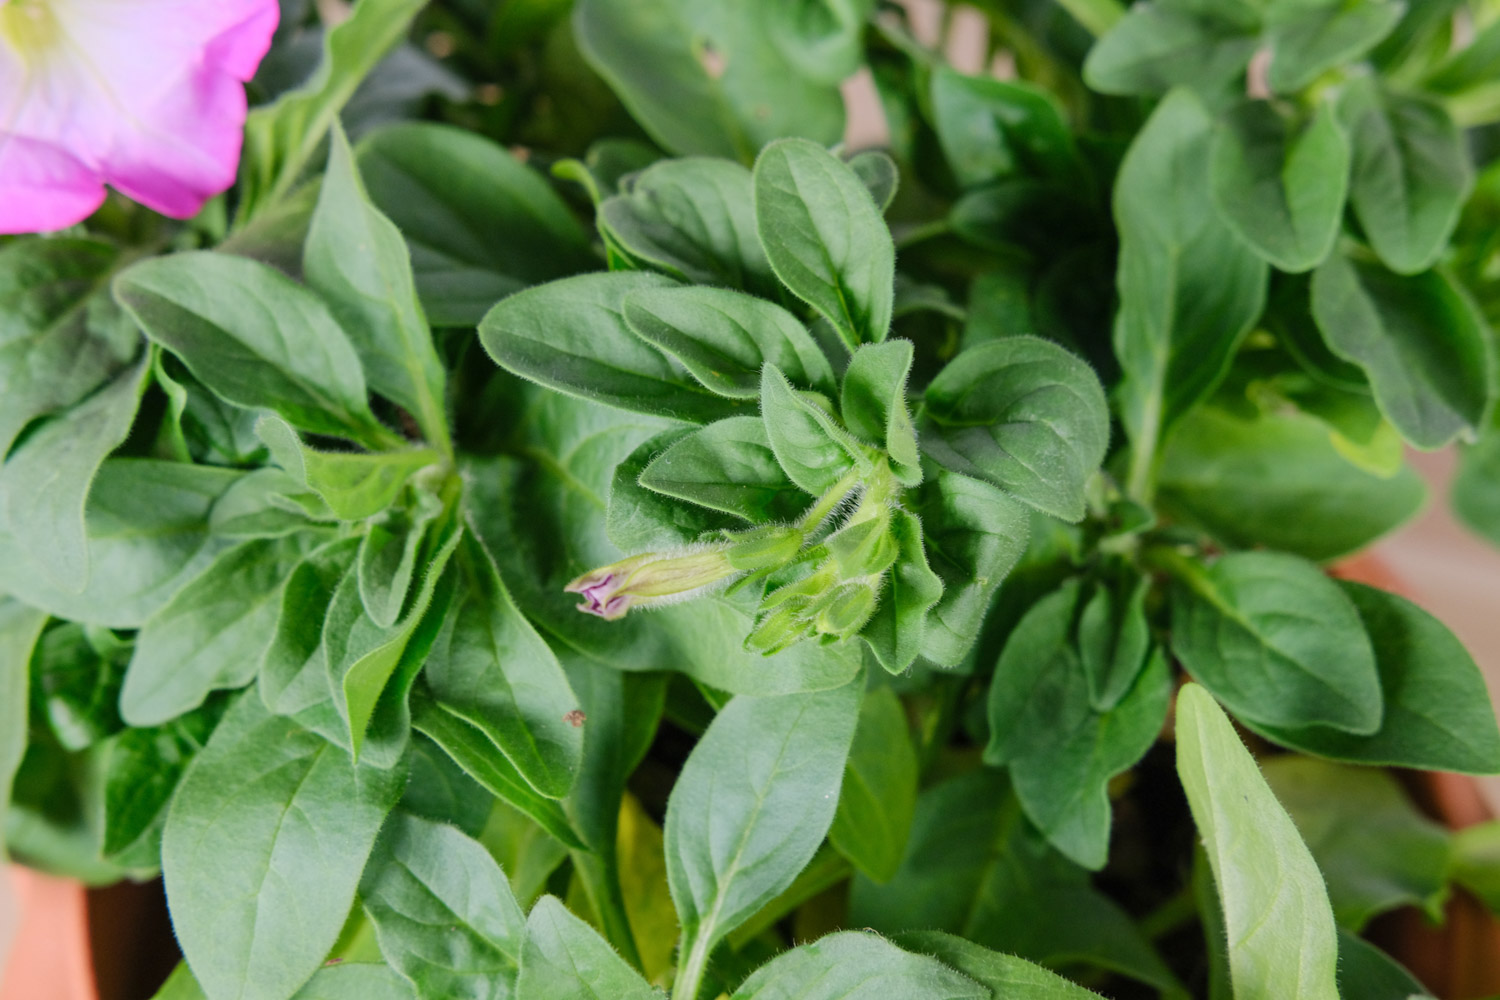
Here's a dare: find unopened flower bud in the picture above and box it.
[814,580,880,637]
[746,598,817,654]
[826,513,898,578]
[564,545,738,620]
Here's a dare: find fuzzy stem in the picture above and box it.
[673,931,713,1000]
[1140,884,1200,940]
[797,469,863,533]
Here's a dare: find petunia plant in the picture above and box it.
[5,1,1500,1000]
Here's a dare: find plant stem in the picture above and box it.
[1140,884,1200,941]
[894,218,952,249]
[797,470,863,533]
[673,931,713,1000]
[1125,392,1163,507]
[1051,0,1126,37]
[572,850,645,973]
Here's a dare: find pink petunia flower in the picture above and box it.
[0,0,279,233]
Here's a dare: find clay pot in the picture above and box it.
[1,866,97,1000]
[0,866,177,1000]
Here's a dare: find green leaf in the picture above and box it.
[516,896,664,1000]
[323,516,462,758]
[0,352,148,591]
[258,537,362,738]
[236,0,428,223]
[0,600,47,861]
[149,962,207,1000]
[765,0,873,85]
[893,931,1106,999]
[480,800,569,912]
[949,180,1100,259]
[1210,101,1348,273]
[102,705,220,863]
[573,0,843,160]
[425,531,583,799]
[121,535,313,727]
[1158,402,1427,562]
[0,237,140,460]
[295,965,417,1000]
[305,123,449,452]
[115,252,392,446]
[1455,428,1500,547]
[0,460,240,628]
[760,365,864,495]
[1451,821,1500,912]
[1310,251,1492,449]
[829,687,918,883]
[359,492,443,629]
[1112,89,1269,463]
[152,357,270,469]
[599,158,780,302]
[731,931,985,1000]
[357,123,594,327]
[623,285,834,399]
[1077,571,1151,712]
[1423,12,1500,95]
[607,431,741,551]
[986,584,1171,868]
[410,693,585,850]
[1337,78,1473,275]
[1250,582,1500,773]
[841,340,920,486]
[257,416,440,522]
[1174,683,1341,1000]
[848,150,898,212]
[31,622,128,751]
[480,272,745,422]
[921,337,1109,523]
[397,731,493,837]
[162,695,406,1000]
[1264,0,1405,94]
[1335,930,1435,1000]
[639,417,807,525]
[1170,551,1382,733]
[1083,1,1260,96]
[753,138,895,348]
[849,771,1181,993]
[912,470,1031,667]
[666,678,862,980]
[149,962,419,1000]
[860,510,943,674]
[929,66,1081,189]
[360,811,527,998]
[1262,756,1450,929]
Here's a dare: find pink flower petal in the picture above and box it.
[0,0,278,228]
[0,133,104,234]
[100,62,249,219]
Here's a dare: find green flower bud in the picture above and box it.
[814,580,880,637]
[746,597,817,654]
[826,512,898,578]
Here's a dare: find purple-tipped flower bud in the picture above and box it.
[564,545,739,621]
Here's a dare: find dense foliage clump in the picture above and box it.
[6,2,1500,999]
